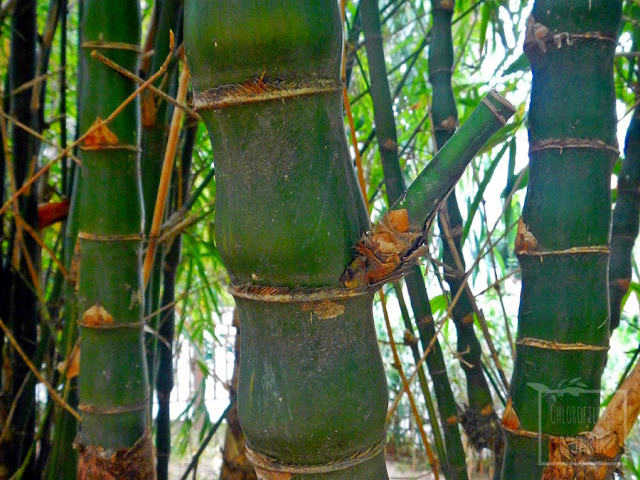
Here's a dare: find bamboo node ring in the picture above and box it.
[245,437,385,475]
[77,232,144,242]
[516,337,609,352]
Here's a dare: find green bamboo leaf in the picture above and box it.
[478,2,491,55]
[502,53,530,76]
[462,143,509,243]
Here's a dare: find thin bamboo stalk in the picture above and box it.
[138,2,183,414]
[74,1,155,477]
[379,290,440,479]
[428,4,504,464]
[610,103,640,331]
[359,0,466,476]
[143,59,190,288]
[390,282,448,467]
[5,0,39,476]
[156,118,196,480]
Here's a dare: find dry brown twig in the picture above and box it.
[0,316,81,422]
[143,54,191,287]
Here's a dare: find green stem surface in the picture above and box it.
[75,1,154,478]
[360,0,467,476]
[185,1,389,478]
[501,2,622,478]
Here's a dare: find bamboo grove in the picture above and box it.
[1,1,640,480]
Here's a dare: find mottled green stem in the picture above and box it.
[185,1,389,478]
[393,92,515,225]
[75,1,154,478]
[501,2,621,478]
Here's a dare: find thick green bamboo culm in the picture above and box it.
[75,0,155,478]
[429,0,502,463]
[185,2,389,477]
[359,0,466,477]
[610,104,640,331]
[501,1,621,478]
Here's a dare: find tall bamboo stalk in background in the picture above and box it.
[359,1,467,478]
[140,0,182,399]
[44,3,81,477]
[429,0,503,466]
[156,118,196,480]
[4,1,39,477]
[186,1,513,478]
[75,1,155,477]
[501,1,621,478]
[610,102,640,331]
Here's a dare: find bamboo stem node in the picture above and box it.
[481,91,514,126]
[79,144,140,152]
[524,16,617,54]
[81,40,143,53]
[245,436,385,476]
[516,338,609,352]
[77,320,145,330]
[517,245,610,257]
[529,138,619,157]
[193,78,342,111]
[229,283,372,302]
[78,399,148,414]
[77,231,144,242]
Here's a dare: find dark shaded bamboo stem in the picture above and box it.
[359,0,466,477]
[156,117,196,480]
[610,103,640,331]
[429,0,503,465]
[5,1,39,476]
[220,311,257,480]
